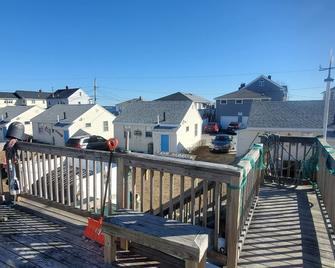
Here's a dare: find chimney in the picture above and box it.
[163,112,166,121]
[57,115,60,122]
[65,86,69,90]
[268,75,272,80]
[157,115,160,125]
[39,89,42,92]
[239,83,246,90]
[5,112,8,118]
[63,112,66,119]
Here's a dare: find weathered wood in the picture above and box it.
[93,160,97,213]
[54,155,59,202]
[159,171,163,216]
[180,175,185,222]
[214,182,220,251]
[104,233,116,264]
[79,158,83,209]
[42,153,47,199]
[100,161,104,212]
[60,155,65,204]
[140,168,145,212]
[21,150,28,193]
[47,154,53,201]
[190,177,195,225]
[37,153,42,197]
[169,173,173,218]
[86,159,90,211]
[66,157,71,206]
[116,158,125,209]
[132,167,136,210]
[31,151,37,195]
[102,212,209,263]
[72,157,77,207]
[150,169,154,212]
[202,180,208,227]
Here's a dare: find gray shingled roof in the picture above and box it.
[215,88,270,100]
[15,90,51,99]
[0,106,33,123]
[155,92,210,103]
[114,101,192,125]
[0,92,18,99]
[248,100,335,129]
[47,88,80,99]
[31,104,95,123]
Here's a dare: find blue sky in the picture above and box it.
[0,0,334,105]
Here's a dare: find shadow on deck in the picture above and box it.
[239,184,335,268]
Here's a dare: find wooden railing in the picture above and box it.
[316,138,335,230]
[11,141,263,268]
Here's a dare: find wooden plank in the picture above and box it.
[31,151,37,196]
[93,160,97,213]
[108,161,112,215]
[42,153,47,199]
[26,151,33,195]
[214,182,220,251]
[86,159,90,211]
[132,167,136,210]
[180,175,185,222]
[60,156,65,204]
[21,150,28,193]
[79,158,83,210]
[54,155,59,203]
[190,177,195,225]
[47,154,53,201]
[116,158,125,209]
[169,173,173,218]
[150,170,154,213]
[100,161,104,213]
[66,157,71,206]
[202,180,208,227]
[104,234,116,264]
[72,157,77,208]
[159,171,163,216]
[140,168,145,212]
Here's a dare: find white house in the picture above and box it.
[155,92,211,110]
[31,104,115,146]
[15,90,51,108]
[0,106,45,141]
[0,92,18,107]
[237,100,335,157]
[114,101,203,154]
[47,87,91,107]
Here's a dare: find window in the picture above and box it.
[85,123,92,127]
[24,121,30,125]
[145,131,152,137]
[79,92,82,96]
[186,126,189,132]
[134,130,142,136]
[31,100,36,104]
[235,100,243,104]
[194,124,198,137]
[78,101,81,104]
[259,79,264,87]
[103,121,109,131]
[38,123,43,133]
[43,100,45,104]
[220,100,227,105]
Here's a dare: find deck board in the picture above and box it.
[239,184,335,268]
[0,205,184,267]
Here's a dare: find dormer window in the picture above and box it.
[259,79,264,87]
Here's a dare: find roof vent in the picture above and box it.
[63,112,66,119]
[268,75,272,80]
[5,112,8,118]
[65,86,69,90]
[39,89,42,92]
[163,112,166,121]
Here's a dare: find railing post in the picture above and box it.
[116,158,125,210]
[226,174,241,268]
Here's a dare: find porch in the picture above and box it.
[0,135,334,267]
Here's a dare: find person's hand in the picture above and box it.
[7,138,17,149]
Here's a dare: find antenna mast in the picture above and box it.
[93,78,97,104]
[319,50,335,141]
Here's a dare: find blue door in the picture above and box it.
[161,135,169,152]
[64,130,69,143]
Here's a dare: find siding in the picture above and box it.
[246,78,286,101]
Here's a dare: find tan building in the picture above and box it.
[15,90,51,108]
[114,101,203,154]
[0,106,45,141]
[31,104,115,146]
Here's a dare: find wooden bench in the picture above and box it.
[102,212,209,268]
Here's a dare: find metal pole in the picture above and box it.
[320,51,334,142]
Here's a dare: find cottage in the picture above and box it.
[15,90,51,108]
[115,97,143,114]
[0,92,18,107]
[47,86,91,107]
[114,101,202,154]
[215,75,287,128]
[31,104,115,146]
[0,106,45,141]
[236,100,335,156]
[155,92,211,110]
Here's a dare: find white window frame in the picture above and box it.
[220,99,227,105]
[103,121,109,131]
[235,100,243,104]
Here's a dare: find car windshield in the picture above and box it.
[215,135,230,141]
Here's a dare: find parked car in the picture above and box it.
[66,135,108,150]
[204,122,220,133]
[227,122,241,131]
[209,134,233,153]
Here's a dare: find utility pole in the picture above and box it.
[93,78,97,104]
[319,50,334,141]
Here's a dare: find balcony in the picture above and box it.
[0,136,334,267]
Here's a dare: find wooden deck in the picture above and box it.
[239,184,335,268]
[0,204,185,268]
